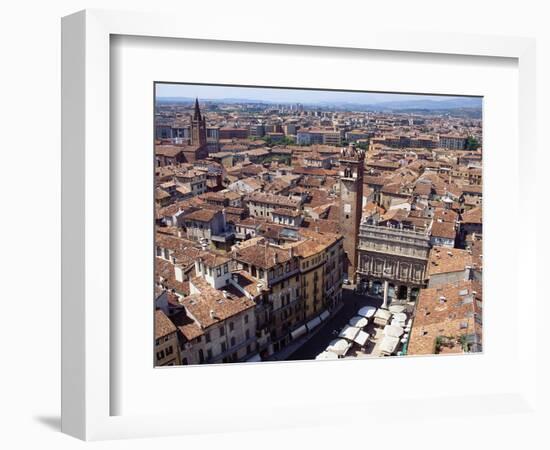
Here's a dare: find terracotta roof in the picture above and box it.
[183,208,219,223]
[235,243,293,269]
[461,206,482,224]
[427,246,479,276]
[231,270,265,298]
[155,310,177,339]
[181,277,255,329]
[461,184,483,195]
[155,188,171,200]
[156,145,183,157]
[171,310,204,341]
[430,220,457,239]
[301,218,340,234]
[433,208,458,223]
[272,208,302,218]
[197,250,231,268]
[408,280,482,355]
[245,192,301,208]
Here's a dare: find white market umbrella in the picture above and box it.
[384,324,404,338]
[358,306,377,318]
[393,312,407,322]
[380,336,400,355]
[349,316,369,328]
[353,330,370,347]
[327,339,351,356]
[339,325,361,341]
[391,318,406,328]
[315,351,339,361]
[389,305,406,314]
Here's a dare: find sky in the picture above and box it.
[155,83,480,106]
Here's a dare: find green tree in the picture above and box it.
[465,136,481,150]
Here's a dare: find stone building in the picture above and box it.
[154,310,181,366]
[245,192,302,220]
[233,242,303,354]
[182,209,234,250]
[356,222,431,306]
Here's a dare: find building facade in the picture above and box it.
[356,222,431,306]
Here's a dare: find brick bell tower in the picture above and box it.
[191,98,207,147]
[338,143,365,282]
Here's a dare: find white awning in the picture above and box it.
[374,308,392,321]
[389,305,406,314]
[315,351,339,360]
[291,324,307,340]
[306,316,322,331]
[391,318,406,328]
[339,325,361,341]
[319,310,330,321]
[380,336,400,355]
[353,330,370,347]
[327,338,351,356]
[358,305,377,318]
[349,315,369,328]
[384,325,404,338]
[393,312,407,322]
[246,353,262,363]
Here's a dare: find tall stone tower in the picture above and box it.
[338,143,365,282]
[191,98,207,147]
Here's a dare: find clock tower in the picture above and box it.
[338,143,365,282]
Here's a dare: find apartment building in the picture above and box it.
[245,192,302,220]
[233,241,303,353]
[155,310,181,366]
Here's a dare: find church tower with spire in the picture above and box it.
[191,98,207,147]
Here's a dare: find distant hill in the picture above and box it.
[369,97,481,111]
[156,96,270,105]
[155,95,482,112]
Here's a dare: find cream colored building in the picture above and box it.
[155,310,181,366]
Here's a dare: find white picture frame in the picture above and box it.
[61,9,540,441]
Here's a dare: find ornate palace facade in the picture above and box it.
[356,223,430,306]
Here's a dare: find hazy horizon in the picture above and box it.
[155,83,481,107]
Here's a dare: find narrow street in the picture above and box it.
[286,286,383,361]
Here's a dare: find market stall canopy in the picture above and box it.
[327,338,351,356]
[389,305,406,314]
[349,315,369,328]
[374,309,392,320]
[306,316,322,331]
[339,325,361,341]
[353,330,370,347]
[315,351,339,360]
[380,336,400,355]
[393,312,407,322]
[291,324,307,340]
[358,305,376,318]
[384,324,404,338]
[391,318,406,328]
[374,308,392,326]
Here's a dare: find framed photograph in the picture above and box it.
[62,9,539,441]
